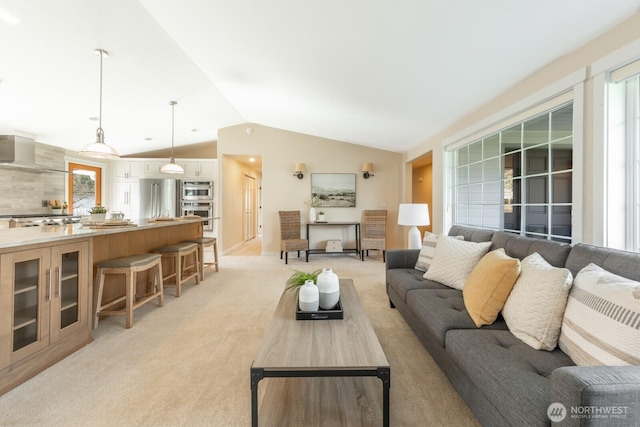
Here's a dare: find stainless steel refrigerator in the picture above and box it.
[139,178,178,218]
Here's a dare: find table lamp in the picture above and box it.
[398,203,430,249]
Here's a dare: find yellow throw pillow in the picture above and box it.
[463,248,521,327]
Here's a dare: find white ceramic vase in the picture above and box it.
[309,207,317,223]
[298,279,319,312]
[316,268,339,309]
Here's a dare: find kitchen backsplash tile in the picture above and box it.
[0,142,66,216]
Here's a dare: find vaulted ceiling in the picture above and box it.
[0,1,638,156]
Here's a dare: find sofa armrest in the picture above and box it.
[385,249,420,270]
[550,366,640,426]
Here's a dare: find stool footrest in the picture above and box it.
[98,295,127,312]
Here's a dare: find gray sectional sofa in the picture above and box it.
[385,226,640,426]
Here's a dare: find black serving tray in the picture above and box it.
[296,299,344,320]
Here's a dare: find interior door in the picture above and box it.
[243,175,256,241]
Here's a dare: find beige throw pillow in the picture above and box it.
[415,232,463,272]
[502,253,573,350]
[423,235,491,290]
[558,263,640,366]
[463,248,521,327]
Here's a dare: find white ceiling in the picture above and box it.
[0,1,638,156]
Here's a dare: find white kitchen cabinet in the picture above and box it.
[182,160,215,179]
[142,161,165,178]
[112,181,140,220]
[113,160,142,180]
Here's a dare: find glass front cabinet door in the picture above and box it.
[0,241,89,369]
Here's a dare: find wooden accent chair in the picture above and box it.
[360,209,387,261]
[278,211,309,264]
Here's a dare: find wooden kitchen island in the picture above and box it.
[0,217,204,396]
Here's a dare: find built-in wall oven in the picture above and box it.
[181,180,213,200]
[181,200,214,231]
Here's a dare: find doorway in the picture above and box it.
[222,154,262,256]
[243,174,256,241]
[411,152,433,236]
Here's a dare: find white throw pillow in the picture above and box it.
[415,232,463,272]
[558,263,640,366]
[502,253,573,351]
[423,235,491,290]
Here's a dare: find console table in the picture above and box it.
[306,221,360,257]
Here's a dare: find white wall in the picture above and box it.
[218,123,404,254]
[405,11,640,243]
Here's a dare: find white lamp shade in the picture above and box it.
[294,163,306,173]
[398,203,430,226]
[398,203,430,249]
[160,160,184,174]
[79,141,120,159]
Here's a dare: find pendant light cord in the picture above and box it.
[99,50,103,131]
[170,100,177,161]
[95,49,107,143]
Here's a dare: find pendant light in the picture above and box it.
[160,100,184,174]
[79,49,120,159]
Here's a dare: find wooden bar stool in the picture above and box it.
[183,237,219,280]
[154,242,200,297]
[93,253,164,329]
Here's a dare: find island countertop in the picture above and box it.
[0,217,206,250]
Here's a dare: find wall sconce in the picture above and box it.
[294,163,306,179]
[362,162,374,179]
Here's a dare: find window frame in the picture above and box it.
[441,70,585,242]
[451,103,575,241]
[592,38,640,250]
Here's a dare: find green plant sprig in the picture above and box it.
[285,268,323,292]
[90,206,107,214]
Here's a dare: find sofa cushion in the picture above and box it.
[463,248,521,327]
[448,225,495,243]
[491,231,571,267]
[386,268,448,302]
[558,263,640,366]
[423,236,491,290]
[415,232,463,272]
[565,242,640,280]
[406,288,507,346]
[446,329,574,426]
[502,252,573,351]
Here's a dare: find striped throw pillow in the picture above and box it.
[415,232,463,272]
[558,263,640,366]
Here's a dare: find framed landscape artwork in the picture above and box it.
[311,173,356,207]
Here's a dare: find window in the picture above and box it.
[606,66,640,252]
[67,162,103,215]
[453,104,574,242]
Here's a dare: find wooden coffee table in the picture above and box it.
[251,279,390,426]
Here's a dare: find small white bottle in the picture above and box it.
[299,279,319,312]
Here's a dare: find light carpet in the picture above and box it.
[0,254,480,426]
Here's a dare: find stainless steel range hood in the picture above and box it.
[0,135,68,173]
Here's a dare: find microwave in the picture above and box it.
[181,180,213,200]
